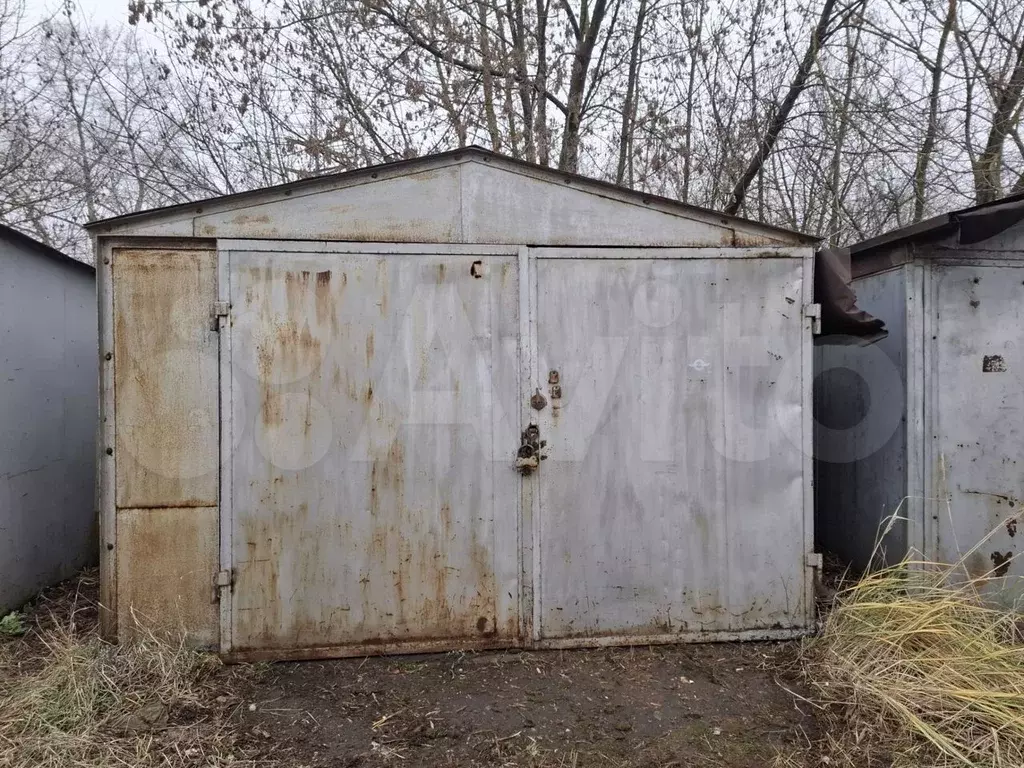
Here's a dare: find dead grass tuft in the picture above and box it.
[790,553,1024,768]
[0,571,260,768]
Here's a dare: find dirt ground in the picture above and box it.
[238,642,815,767]
[3,573,818,768]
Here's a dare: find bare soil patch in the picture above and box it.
[239,641,815,767]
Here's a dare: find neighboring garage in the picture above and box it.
[89,147,820,660]
[816,193,1024,592]
[1,224,96,613]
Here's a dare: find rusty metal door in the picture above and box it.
[528,248,813,643]
[221,243,521,658]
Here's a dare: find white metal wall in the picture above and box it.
[532,252,813,641]
[0,237,96,612]
[928,260,1024,591]
[223,246,521,656]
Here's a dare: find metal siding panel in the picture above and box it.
[800,252,815,622]
[534,254,809,638]
[517,247,539,642]
[957,220,1024,253]
[98,240,117,637]
[930,263,1024,590]
[113,249,219,507]
[217,248,234,655]
[194,167,462,242]
[227,250,520,652]
[906,262,927,556]
[461,163,735,247]
[97,216,195,238]
[117,506,219,646]
[814,268,909,569]
[0,237,97,613]
[90,153,808,246]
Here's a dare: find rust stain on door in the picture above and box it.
[113,249,219,509]
[228,251,520,654]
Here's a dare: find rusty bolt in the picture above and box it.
[550,384,562,399]
[548,370,560,385]
[103,257,110,265]
[105,352,112,361]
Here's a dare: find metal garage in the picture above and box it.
[816,194,1024,591]
[1,224,96,613]
[89,147,819,660]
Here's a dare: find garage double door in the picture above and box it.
[219,242,813,659]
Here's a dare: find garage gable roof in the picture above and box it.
[86,147,813,248]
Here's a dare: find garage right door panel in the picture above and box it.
[534,256,808,639]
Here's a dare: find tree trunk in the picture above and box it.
[615,0,647,184]
[825,22,861,243]
[724,0,839,216]
[974,40,1024,203]
[534,0,551,165]
[478,0,503,151]
[557,0,610,172]
[913,0,956,221]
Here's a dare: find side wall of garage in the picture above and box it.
[1,235,97,613]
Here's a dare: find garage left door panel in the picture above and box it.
[226,249,521,655]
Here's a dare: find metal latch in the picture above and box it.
[548,370,562,416]
[804,303,821,335]
[515,424,546,475]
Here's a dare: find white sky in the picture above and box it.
[27,0,132,27]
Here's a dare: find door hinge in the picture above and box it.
[215,568,234,598]
[804,303,822,335]
[805,552,823,570]
[211,301,231,331]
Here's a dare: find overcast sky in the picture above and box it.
[29,0,132,27]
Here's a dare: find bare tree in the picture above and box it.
[725,0,846,215]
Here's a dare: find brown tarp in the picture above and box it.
[815,247,887,344]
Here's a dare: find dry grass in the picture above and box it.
[791,542,1024,768]
[0,571,261,768]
